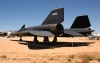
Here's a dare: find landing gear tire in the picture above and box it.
[33,36,39,44]
[20,39,22,41]
[97,38,99,40]
[43,37,49,43]
[19,37,22,44]
[53,37,57,43]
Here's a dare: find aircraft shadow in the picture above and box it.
[27,42,94,49]
[10,40,94,49]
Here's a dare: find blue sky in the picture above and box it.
[0,0,100,32]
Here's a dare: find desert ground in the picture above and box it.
[0,36,100,63]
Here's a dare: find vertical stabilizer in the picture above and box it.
[70,15,91,28]
[41,8,64,25]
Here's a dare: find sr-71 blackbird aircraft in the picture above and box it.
[11,8,94,43]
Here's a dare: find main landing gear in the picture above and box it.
[53,37,57,43]
[43,36,57,43]
[19,36,57,45]
[27,36,57,49]
[19,36,23,44]
[43,37,49,42]
[33,36,39,44]
[19,36,22,41]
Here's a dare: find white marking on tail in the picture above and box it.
[52,12,57,16]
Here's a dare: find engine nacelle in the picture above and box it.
[80,28,94,36]
[49,24,64,36]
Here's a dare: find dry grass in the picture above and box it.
[0,55,7,58]
[97,57,100,62]
[0,52,100,63]
[73,52,100,63]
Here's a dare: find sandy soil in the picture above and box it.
[0,36,100,63]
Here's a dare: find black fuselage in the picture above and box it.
[18,24,64,36]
